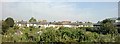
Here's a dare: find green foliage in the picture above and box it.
[101,19,115,24]
[2,17,120,43]
[99,19,118,34]
[29,17,37,22]
[101,22,118,34]
[115,34,120,42]
[5,17,14,27]
[2,25,119,43]
[2,21,9,33]
[2,17,14,34]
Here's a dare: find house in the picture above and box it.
[93,23,101,29]
[115,17,120,28]
[61,22,82,27]
[37,22,49,28]
[111,17,120,28]
[93,23,101,27]
[27,22,39,27]
[114,22,120,28]
[15,20,94,28]
[61,21,71,24]
[83,22,94,27]
[15,20,27,27]
[115,19,120,22]
[48,22,62,28]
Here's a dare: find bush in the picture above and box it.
[2,26,119,42]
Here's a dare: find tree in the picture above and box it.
[101,22,117,34]
[2,21,9,33]
[100,19,118,34]
[101,19,115,24]
[5,17,14,27]
[29,17,37,22]
[117,17,120,20]
[2,17,14,34]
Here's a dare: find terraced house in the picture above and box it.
[15,20,94,28]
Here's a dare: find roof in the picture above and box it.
[38,22,49,25]
[15,21,94,26]
[16,21,27,24]
[62,23,83,25]
[93,23,101,26]
[28,22,39,24]
[83,23,93,25]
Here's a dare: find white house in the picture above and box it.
[116,19,120,22]
[15,21,94,28]
[15,21,27,27]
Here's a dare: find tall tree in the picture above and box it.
[29,17,37,22]
[5,17,14,27]
[2,17,14,34]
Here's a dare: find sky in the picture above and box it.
[1,0,120,23]
[1,0,120,2]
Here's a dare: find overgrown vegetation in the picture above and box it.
[1,17,120,43]
[2,27,120,42]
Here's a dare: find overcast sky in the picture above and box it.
[1,0,119,23]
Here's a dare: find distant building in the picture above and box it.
[38,20,47,22]
[27,22,40,27]
[61,21,71,24]
[93,23,101,29]
[15,20,27,27]
[115,17,120,28]
[116,17,120,22]
[15,20,94,28]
